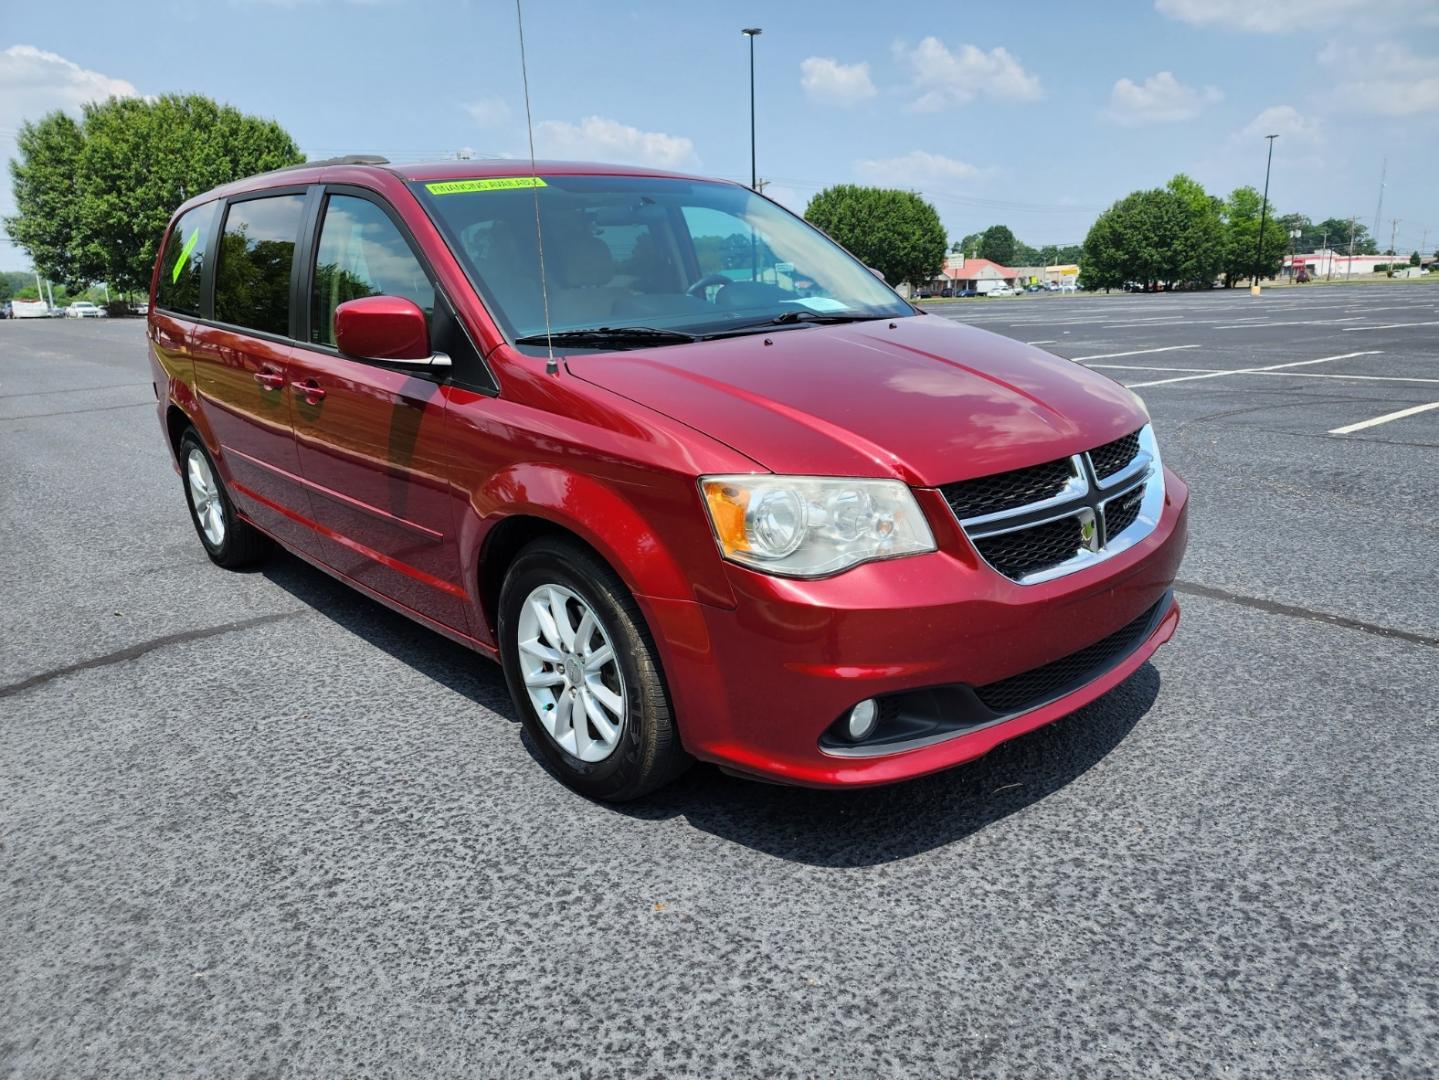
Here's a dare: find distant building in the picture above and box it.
[1283,250,1419,278]
[943,256,1018,293]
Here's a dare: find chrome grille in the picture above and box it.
[1089,431,1141,480]
[946,425,1163,585]
[973,516,1085,580]
[941,457,1075,520]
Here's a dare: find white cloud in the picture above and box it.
[894,38,1042,111]
[463,96,511,128]
[0,45,138,222]
[799,57,877,107]
[1108,71,1223,125]
[855,150,983,188]
[533,116,698,169]
[0,44,137,127]
[1238,104,1323,143]
[1321,42,1439,115]
[1155,0,1437,33]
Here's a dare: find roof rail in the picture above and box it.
[303,154,390,167]
[269,154,391,173]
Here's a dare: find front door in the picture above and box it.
[287,191,470,632]
[191,191,315,550]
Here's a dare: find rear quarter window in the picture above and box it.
[213,194,308,336]
[154,201,220,316]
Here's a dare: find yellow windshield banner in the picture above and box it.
[425,177,547,195]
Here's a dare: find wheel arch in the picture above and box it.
[464,462,732,644]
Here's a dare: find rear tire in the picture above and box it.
[178,429,270,569]
[498,536,690,801]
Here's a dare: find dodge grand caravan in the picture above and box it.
[148,158,1187,800]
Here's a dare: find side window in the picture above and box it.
[310,195,435,347]
[213,194,307,336]
[154,201,220,316]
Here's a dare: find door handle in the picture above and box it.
[254,370,285,391]
[292,378,326,404]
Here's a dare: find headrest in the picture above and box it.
[557,233,614,288]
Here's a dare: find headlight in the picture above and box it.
[699,475,936,578]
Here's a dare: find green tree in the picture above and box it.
[977,224,1017,265]
[1079,204,1127,291]
[0,274,10,302]
[956,232,982,258]
[1220,186,1287,286]
[5,93,302,295]
[5,112,86,289]
[1310,216,1376,255]
[1166,174,1224,286]
[1080,187,1195,291]
[1410,250,1422,266]
[804,184,947,289]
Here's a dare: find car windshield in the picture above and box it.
[413,174,912,347]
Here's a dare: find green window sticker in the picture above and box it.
[424,177,547,195]
[171,228,200,284]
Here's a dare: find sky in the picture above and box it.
[2,0,1437,271]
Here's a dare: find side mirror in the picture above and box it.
[868,266,886,281]
[333,296,450,368]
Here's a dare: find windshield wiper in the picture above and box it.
[513,326,697,349]
[770,309,875,324]
[714,311,885,335]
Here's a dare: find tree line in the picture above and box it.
[0,92,1415,299]
[5,94,301,296]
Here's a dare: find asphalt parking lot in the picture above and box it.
[2,284,1437,1078]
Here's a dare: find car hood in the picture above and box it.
[564,314,1149,487]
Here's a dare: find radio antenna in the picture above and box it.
[515,0,558,375]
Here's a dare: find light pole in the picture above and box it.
[742,28,762,190]
[1253,133,1278,294]
[1288,227,1302,281]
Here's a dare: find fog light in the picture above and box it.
[846,698,879,742]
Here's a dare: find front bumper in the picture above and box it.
[644,467,1188,788]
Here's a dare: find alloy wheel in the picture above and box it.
[515,583,627,762]
[186,447,226,548]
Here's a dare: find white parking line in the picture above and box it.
[1068,345,1202,362]
[1088,364,1213,373]
[1213,317,1365,329]
[1123,351,1381,389]
[1329,401,1439,434]
[1025,339,1058,345]
[1342,321,1439,332]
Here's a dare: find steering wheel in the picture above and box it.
[686,273,733,299]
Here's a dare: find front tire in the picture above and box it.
[498,537,689,801]
[178,430,270,569]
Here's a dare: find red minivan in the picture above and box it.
[148,158,1187,800]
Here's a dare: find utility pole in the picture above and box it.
[1322,230,1329,281]
[1372,158,1386,241]
[1389,217,1400,259]
[1347,216,1356,280]
[741,28,762,191]
[1253,134,1278,294]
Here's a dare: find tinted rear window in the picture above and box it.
[214,194,307,336]
[154,201,220,316]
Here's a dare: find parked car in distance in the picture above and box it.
[10,298,52,319]
[987,285,1017,297]
[148,158,1187,800]
[1058,281,1078,292]
[955,288,980,298]
[66,301,105,318]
